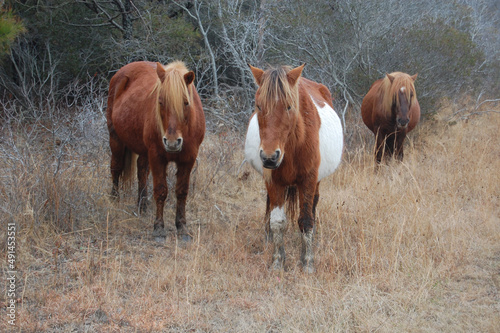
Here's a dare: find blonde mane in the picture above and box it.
[151,61,192,133]
[380,72,417,114]
[257,66,299,116]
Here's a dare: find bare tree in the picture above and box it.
[173,0,219,97]
[213,0,271,111]
[74,0,139,40]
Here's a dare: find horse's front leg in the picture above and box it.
[174,161,195,242]
[395,131,407,161]
[298,178,319,274]
[150,155,168,241]
[266,183,287,270]
[385,131,396,159]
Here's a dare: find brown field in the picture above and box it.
[1,101,499,332]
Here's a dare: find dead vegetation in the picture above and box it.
[1,100,499,332]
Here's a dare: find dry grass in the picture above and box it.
[1,101,500,332]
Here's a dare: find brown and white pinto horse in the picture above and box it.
[361,72,420,163]
[245,64,343,273]
[107,61,205,241]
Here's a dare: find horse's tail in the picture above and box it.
[107,71,136,189]
[121,149,137,189]
[285,185,298,222]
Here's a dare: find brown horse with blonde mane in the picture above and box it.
[361,72,420,163]
[107,61,205,241]
[245,64,343,273]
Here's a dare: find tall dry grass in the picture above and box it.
[1,100,499,332]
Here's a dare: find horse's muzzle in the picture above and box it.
[163,137,183,153]
[397,118,409,129]
[260,149,282,169]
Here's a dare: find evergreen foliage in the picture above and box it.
[0,0,498,120]
[0,7,25,58]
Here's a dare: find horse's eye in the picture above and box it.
[256,105,262,111]
[287,105,291,111]
[184,101,189,106]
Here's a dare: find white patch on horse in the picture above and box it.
[310,95,343,181]
[270,206,286,229]
[400,87,406,93]
[244,114,263,175]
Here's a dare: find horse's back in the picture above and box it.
[361,78,383,133]
[109,62,157,101]
[107,62,159,154]
[300,78,333,106]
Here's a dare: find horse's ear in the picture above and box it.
[184,71,195,86]
[156,62,166,82]
[386,73,395,83]
[411,73,418,82]
[249,64,264,86]
[287,63,305,86]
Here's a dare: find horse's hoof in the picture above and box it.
[302,264,315,274]
[152,227,167,238]
[270,260,285,271]
[139,206,148,215]
[138,199,150,214]
[178,233,192,243]
[154,236,166,243]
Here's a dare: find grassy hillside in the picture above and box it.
[1,101,499,332]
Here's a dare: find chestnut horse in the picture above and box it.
[361,72,420,162]
[245,64,343,273]
[107,61,205,241]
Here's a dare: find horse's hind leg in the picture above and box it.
[109,132,125,200]
[137,154,150,214]
[174,161,196,242]
[264,194,272,242]
[312,182,320,219]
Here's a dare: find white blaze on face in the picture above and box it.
[310,95,343,181]
[244,114,263,175]
[400,87,406,93]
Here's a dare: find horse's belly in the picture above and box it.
[244,103,343,182]
[244,114,263,175]
[314,99,343,181]
[111,101,149,155]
